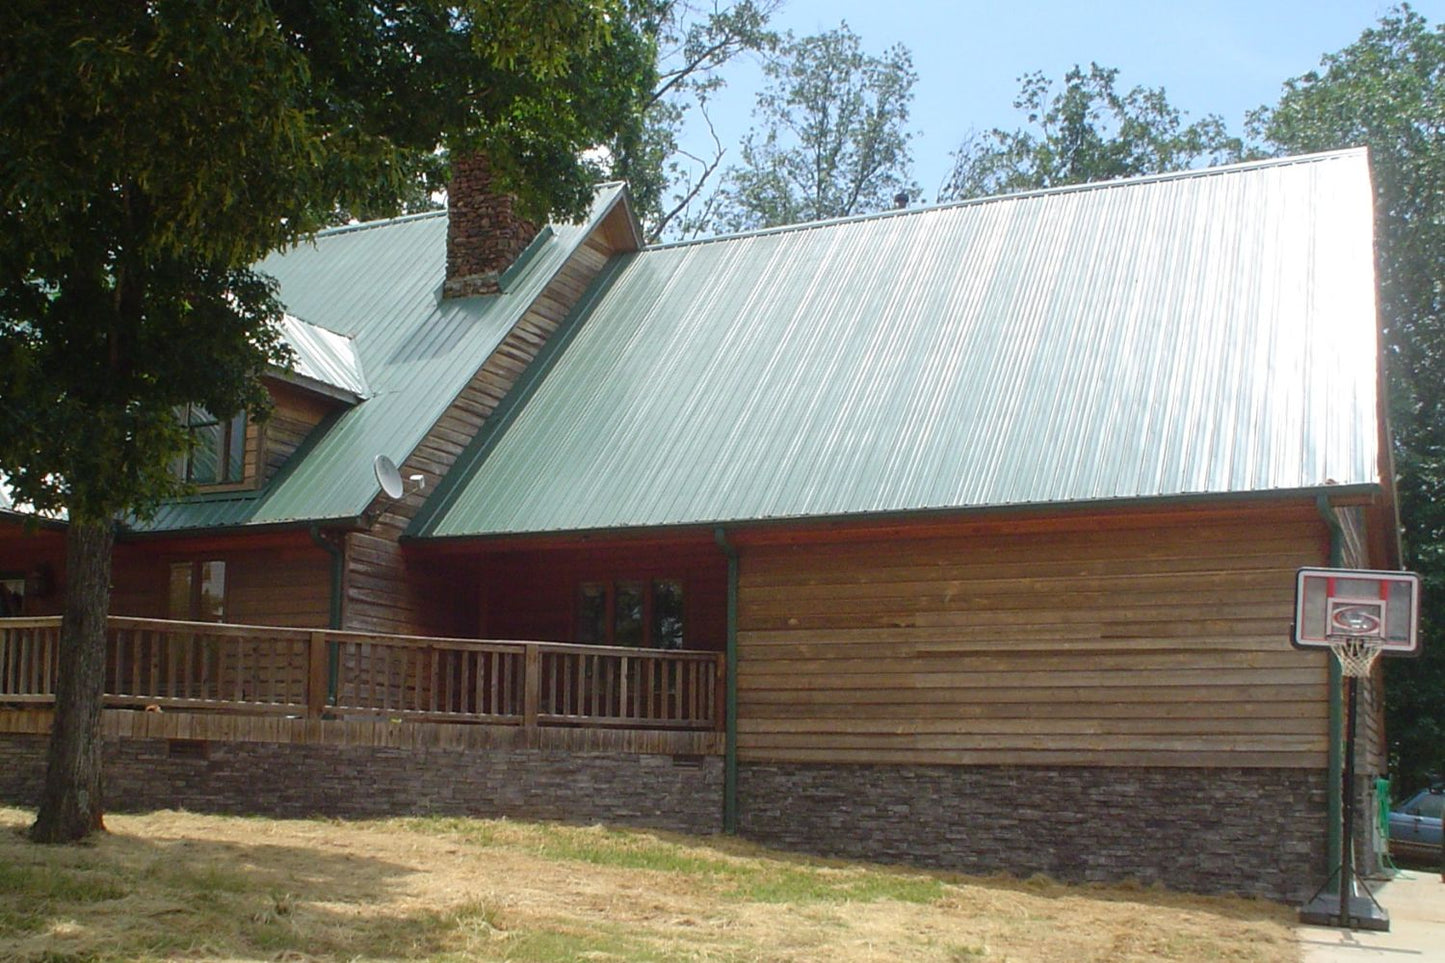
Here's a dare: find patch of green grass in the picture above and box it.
[0,909,45,936]
[0,864,127,904]
[405,815,949,906]
[496,921,675,963]
[729,866,946,904]
[153,860,255,896]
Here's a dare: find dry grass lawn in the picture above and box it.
[0,806,1301,962]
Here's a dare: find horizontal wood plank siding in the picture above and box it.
[261,382,339,483]
[736,503,1333,769]
[109,535,331,628]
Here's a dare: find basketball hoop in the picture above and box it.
[1293,566,1423,932]
[1329,637,1384,678]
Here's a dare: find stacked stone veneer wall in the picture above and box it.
[0,733,721,833]
[443,153,539,298]
[739,763,1328,902]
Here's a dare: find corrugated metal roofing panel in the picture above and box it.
[132,184,629,533]
[424,150,1381,538]
[277,313,370,401]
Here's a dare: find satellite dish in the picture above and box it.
[373,454,405,500]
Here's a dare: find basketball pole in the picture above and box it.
[1339,672,1358,928]
[1299,643,1388,931]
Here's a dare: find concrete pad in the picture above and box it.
[1299,869,1445,961]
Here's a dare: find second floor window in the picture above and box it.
[175,404,245,485]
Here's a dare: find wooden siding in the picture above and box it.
[735,503,1334,769]
[0,708,723,755]
[474,539,728,651]
[260,381,340,483]
[109,534,332,628]
[344,210,633,635]
[0,525,67,617]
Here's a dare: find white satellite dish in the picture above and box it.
[373,454,405,500]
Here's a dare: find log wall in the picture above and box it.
[735,502,1335,769]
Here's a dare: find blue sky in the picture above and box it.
[680,1,1445,200]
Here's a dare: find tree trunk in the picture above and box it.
[30,516,113,843]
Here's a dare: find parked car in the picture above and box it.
[1388,784,1444,861]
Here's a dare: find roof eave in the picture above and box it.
[409,482,1383,547]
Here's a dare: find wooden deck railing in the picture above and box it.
[0,617,724,731]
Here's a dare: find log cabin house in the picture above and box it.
[0,148,1400,900]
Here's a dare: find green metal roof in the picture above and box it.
[419,150,1383,539]
[130,183,631,534]
[274,314,370,403]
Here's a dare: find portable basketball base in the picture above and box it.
[1292,567,1421,932]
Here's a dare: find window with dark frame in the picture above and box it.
[576,578,685,649]
[0,575,23,617]
[173,403,245,485]
[168,560,227,622]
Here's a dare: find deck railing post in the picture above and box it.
[522,644,541,730]
[307,631,329,719]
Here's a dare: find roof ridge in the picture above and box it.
[313,181,633,240]
[314,208,447,238]
[647,147,1369,252]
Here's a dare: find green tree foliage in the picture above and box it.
[940,63,1242,200]
[1252,6,1445,792]
[0,0,654,841]
[709,23,920,233]
[613,0,780,241]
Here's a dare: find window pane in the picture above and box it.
[614,581,644,647]
[0,577,23,617]
[199,561,225,622]
[189,423,222,484]
[577,583,607,645]
[652,579,684,649]
[225,413,246,482]
[1415,793,1445,820]
[168,563,192,620]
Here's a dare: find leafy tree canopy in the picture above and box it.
[1252,4,1445,791]
[941,63,1242,200]
[707,23,920,233]
[0,0,656,523]
[613,0,781,241]
[0,0,655,842]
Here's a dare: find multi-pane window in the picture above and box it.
[577,579,685,649]
[168,561,226,622]
[174,404,245,484]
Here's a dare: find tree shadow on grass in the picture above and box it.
[0,807,504,962]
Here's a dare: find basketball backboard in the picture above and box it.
[1293,567,1420,655]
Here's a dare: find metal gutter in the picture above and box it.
[117,515,365,542]
[413,484,1380,546]
[1316,493,1346,888]
[714,527,739,834]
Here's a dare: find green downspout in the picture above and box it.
[714,527,739,834]
[308,524,344,704]
[1316,494,1345,886]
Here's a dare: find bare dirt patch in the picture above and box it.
[0,807,1299,962]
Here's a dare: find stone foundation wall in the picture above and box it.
[0,733,722,834]
[739,763,1327,901]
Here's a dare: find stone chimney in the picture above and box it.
[443,153,540,298]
